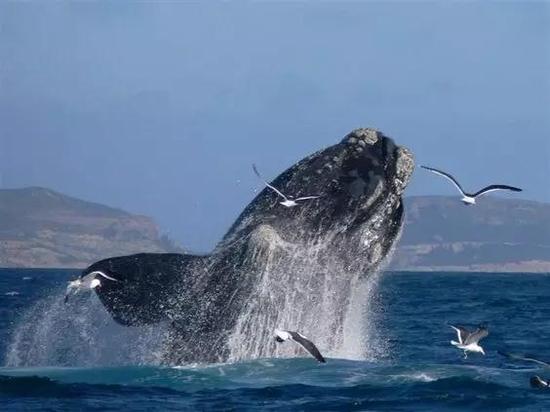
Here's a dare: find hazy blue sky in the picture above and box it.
[1,2,549,250]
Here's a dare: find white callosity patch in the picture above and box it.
[351,128,379,145]
[395,147,415,192]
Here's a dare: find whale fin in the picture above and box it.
[88,253,201,326]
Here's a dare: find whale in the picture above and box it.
[85,128,414,364]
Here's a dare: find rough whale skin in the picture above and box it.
[86,128,414,364]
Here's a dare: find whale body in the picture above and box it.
[86,128,414,364]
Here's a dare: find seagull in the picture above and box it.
[274,329,326,363]
[450,324,488,358]
[253,164,320,208]
[65,270,118,303]
[498,351,550,368]
[421,165,522,205]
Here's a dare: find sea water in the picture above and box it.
[1,268,549,411]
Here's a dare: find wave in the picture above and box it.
[0,368,538,411]
[0,359,533,390]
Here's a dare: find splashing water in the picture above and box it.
[226,230,392,362]
[226,259,389,363]
[5,248,390,367]
[224,182,405,363]
[5,292,167,367]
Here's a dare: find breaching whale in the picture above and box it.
[85,128,414,364]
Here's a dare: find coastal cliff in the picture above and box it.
[0,187,179,268]
[391,196,550,272]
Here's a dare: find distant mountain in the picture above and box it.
[0,187,180,268]
[392,196,550,272]
[1,188,548,272]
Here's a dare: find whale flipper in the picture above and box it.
[88,253,202,326]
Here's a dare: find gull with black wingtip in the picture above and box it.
[274,329,326,363]
[65,270,118,303]
[253,164,320,208]
[421,165,522,205]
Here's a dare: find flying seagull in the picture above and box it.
[274,329,326,363]
[498,351,550,368]
[65,270,118,303]
[450,324,488,358]
[253,164,320,208]
[420,165,522,205]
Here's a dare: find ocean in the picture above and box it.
[1,268,549,411]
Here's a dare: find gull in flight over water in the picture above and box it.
[65,270,118,303]
[253,164,320,208]
[274,329,326,363]
[450,324,488,358]
[421,166,522,205]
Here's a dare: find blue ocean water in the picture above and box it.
[1,268,550,411]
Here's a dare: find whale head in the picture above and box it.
[224,128,414,261]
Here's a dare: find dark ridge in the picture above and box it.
[0,187,181,268]
[392,196,550,271]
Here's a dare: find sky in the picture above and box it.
[1,2,549,251]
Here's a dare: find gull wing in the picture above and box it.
[274,329,291,342]
[252,164,288,201]
[498,351,550,368]
[464,326,488,344]
[89,270,119,282]
[421,166,466,196]
[450,325,469,344]
[472,185,522,198]
[295,196,320,202]
[289,331,326,363]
